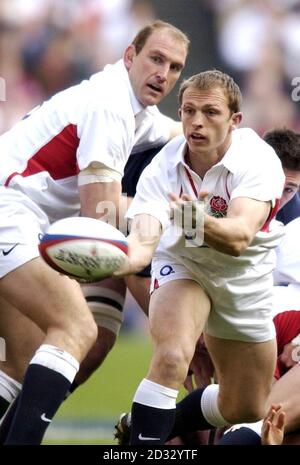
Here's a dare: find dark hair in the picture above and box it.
[132,20,190,55]
[263,128,300,170]
[178,70,242,113]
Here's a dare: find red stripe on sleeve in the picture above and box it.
[5,124,80,186]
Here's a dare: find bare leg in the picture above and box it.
[205,334,277,423]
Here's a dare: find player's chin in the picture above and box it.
[143,92,164,106]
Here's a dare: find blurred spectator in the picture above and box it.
[0,0,154,133]
[210,0,300,133]
[213,1,300,80]
[240,46,299,134]
[2,0,300,136]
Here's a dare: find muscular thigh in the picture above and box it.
[0,296,44,382]
[205,334,277,421]
[149,279,210,354]
[0,258,91,333]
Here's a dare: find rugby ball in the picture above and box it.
[38,217,128,282]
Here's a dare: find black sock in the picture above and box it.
[168,387,213,440]
[68,380,79,394]
[0,396,10,419]
[64,380,79,399]
[130,402,176,445]
[0,396,19,444]
[5,364,71,445]
[217,427,261,445]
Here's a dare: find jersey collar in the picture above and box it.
[169,129,249,175]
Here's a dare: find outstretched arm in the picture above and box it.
[169,192,271,256]
[113,213,162,277]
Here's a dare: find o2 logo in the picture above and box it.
[160,265,175,276]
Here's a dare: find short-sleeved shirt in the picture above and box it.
[0,60,172,223]
[127,128,285,272]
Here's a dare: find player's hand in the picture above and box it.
[169,191,208,206]
[261,404,285,445]
[168,191,208,236]
[113,233,152,277]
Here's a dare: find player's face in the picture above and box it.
[124,30,187,107]
[279,168,300,209]
[179,86,242,159]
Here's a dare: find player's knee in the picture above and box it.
[154,346,191,384]
[58,307,98,357]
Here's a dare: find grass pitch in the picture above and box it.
[44,333,152,444]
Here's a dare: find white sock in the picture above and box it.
[0,370,22,403]
[225,420,263,437]
[30,344,79,383]
[201,384,228,427]
[133,378,178,409]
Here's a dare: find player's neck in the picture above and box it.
[185,138,231,178]
[185,149,220,178]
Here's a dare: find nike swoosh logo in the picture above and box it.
[41,413,52,423]
[2,243,19,256]
[138,433,160,441]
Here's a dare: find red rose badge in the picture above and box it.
[209,196,228,217]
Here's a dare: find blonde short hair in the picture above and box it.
[179,70,242,113]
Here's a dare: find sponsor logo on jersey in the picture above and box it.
[160,265,175,276]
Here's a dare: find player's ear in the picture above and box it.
[124,45,135,70]
[178,108,182,120]
[231,112,242,129]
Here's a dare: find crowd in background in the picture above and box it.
[1,0,300,134]
[1,0,300,331]
[0,0,155,132]
[213,0,300,133]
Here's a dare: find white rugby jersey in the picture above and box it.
[127,128,286,270]
[273,217,300,286]
[272,217,300,316]
[0,60,172,222]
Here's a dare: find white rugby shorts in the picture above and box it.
[0,187,49,278]
[150,254,276,343]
